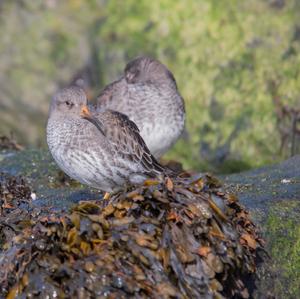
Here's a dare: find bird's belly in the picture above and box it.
[51,146,124,192]
[138,121,181,158]
[46,119,132,192]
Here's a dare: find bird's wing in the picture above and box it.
[92,110,164,174]
[96,78,126,109]
[97,79,154,111]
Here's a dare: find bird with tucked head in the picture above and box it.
[97,56,185,159]
[124,56,177,87]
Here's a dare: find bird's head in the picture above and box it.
[49,86,87,117]
[124,56,177,87]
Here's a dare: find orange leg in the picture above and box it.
[103,192,111,200]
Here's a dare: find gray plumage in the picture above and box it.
[47,86,164,192]
[96,56,185,158]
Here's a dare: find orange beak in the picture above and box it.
[80,105,91,118]
[80,104,106,136]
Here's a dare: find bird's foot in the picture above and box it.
[143,178,160,186]
[103,192,111,200]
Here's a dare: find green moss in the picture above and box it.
[265,200,300,298]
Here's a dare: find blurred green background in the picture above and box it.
[1,0,300,173]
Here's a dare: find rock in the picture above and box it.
[0,149,101,210]
[1,149,300,298]
[223,155,300,213]
[0,149,262,298]
[222,155,300,298]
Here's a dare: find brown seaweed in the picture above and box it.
[0,173,263,298]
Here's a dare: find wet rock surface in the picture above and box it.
[223,155,300,214]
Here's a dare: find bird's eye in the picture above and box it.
[65,101,72,107]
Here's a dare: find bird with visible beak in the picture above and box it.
[47,86,164,197]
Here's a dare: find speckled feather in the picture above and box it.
[97,56,185,158]
[88,110,164,174]
[47,86,164,192]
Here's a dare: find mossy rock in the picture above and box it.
[223,155,300,298]
[1,150,300,297]
[0,149,263,298]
